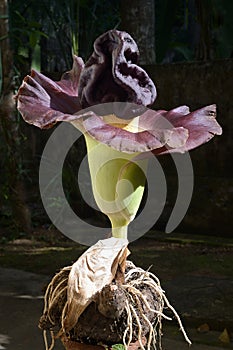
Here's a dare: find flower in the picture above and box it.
[17,29,222,156]
[16,30,222,237]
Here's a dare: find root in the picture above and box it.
[40,267,70,350]
[43,330,55,350]
[123,299,133,347]
[121,261,192,349]
[40,261,191,350]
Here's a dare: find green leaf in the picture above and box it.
[28,21,42,29]
[29,31,40,49]
[172,44,193,61]
[14,10,26,23]
[31,43,41,71]
[0,35,8,41]
[111,345,126,350]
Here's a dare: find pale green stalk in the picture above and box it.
[84,134,148,239]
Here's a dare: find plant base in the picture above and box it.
[39,261,190,350]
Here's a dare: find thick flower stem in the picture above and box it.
[111,225,128,239]
[82,131,147,240]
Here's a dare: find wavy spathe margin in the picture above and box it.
[16,30,222,154]
[16,56,84,128]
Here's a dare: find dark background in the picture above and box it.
[0,0,232,241]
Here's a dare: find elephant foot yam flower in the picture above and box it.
[17,29,221,156]
[16,29,222,239]
[16,29,222,350]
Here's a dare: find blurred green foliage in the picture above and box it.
[4,0,232,74]
[78,0,120,60]
[155,0,233,63]
[6,0,119,75]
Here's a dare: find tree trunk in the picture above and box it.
[0,0,31,233]
[120,0,156,64]
[40,0,73,72]
[195,0,212,60]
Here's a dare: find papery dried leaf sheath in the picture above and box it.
[64,237,129,332]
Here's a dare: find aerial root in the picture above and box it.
[40,261,191,350]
